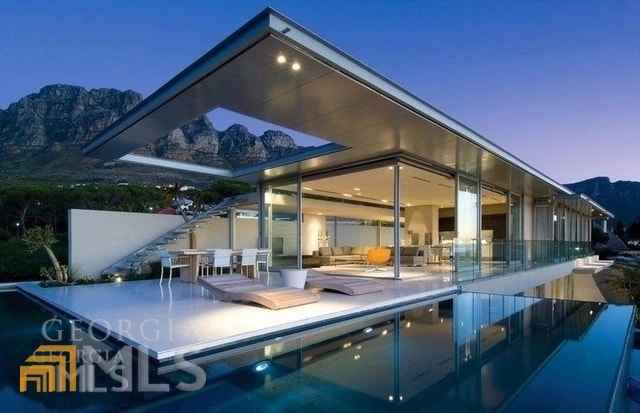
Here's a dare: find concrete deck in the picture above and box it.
[17,270,455,363]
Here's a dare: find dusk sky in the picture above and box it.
[2,0,638,184]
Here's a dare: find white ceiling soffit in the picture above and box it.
[83,7,573,200]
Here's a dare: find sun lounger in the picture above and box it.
[305,273,385,295]
[198,274,319,310]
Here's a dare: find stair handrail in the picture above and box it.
[100,193,255,276]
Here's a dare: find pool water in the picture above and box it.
[0,289,634,412]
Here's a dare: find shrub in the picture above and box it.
[612,265,640,308]
[0,227,12,242]
[0,234,68,282]
[23,226,68,283]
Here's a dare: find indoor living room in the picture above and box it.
[264,162,460,279]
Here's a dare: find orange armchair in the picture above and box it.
[365,248,391,272]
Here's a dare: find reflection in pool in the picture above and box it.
[1,290,633,412]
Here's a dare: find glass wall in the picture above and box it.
[480,187,507,277]
[455,176,480,281]
[263,181,299,268]
[400,163,455,277]
[509,194,522,241]
[509,193,525,272]
[300,163,396,269]
[261,158,594,281]
[534,199,553,264]
[295,161,455,280]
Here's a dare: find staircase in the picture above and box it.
[101,194,255,277]
[604,231,629,252]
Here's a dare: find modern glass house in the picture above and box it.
[13,9,631,411]
[82,8,611,285]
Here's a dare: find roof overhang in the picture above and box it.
[554,193,614,219]
[83,8,585,202]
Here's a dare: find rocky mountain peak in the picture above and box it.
[566,177,640,227]
[0,84,309,184]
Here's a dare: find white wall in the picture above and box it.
[70,210,264,278]
[272,220,298,255]
[336,225,379,248]
[405,205,439,245]
[193,218,230,249]
[69,209,184,278]
[302,214,325,255]
[234,218,259,248]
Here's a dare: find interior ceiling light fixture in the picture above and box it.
[277,54,287,64]
[291,61,301,71]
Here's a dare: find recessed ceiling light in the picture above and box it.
[406,203,412,207]
[353,187,360,191]
[277,55,286,64]
[381,199,388,203]
[356,192,362,196]
[303,186,313,191]
[291,62,301,71]
[342,193,353,197]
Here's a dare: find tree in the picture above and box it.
[162,182,190,222]
[614,221,626,239]
[22,226,68,284]
[0,185,44,236]
[592,227,609,245]
[628,219,640,242]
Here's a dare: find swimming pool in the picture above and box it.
[1,288,634,411]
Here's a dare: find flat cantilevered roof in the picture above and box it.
[82,8,612,219]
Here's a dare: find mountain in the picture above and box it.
[566,177,640,226]
[0,84,305,185]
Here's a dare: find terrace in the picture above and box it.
[17,270,456,364]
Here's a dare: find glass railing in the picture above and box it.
[454,240,593,282]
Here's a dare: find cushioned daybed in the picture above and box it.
[305,273,385,295]
[198,274,319,310]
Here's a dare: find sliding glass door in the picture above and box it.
[456,176,480,281]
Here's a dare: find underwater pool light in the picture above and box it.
[253,360,271,373]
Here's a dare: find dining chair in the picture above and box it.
[199,249,215,276]
[237,248,258,278]
[211,249,233,276]
[159,249,189,285]
[256,250,270,284]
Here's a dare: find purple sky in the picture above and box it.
[1,0,638,184]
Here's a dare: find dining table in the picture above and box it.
[176,249,270,283]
